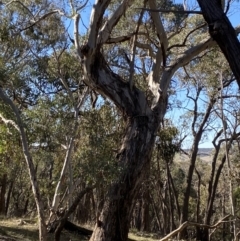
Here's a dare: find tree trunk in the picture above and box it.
[180,99,215,239]
[74,1,213,238]
[0,174,7,215]
[0,89,47,241]
[53,186,95,241]
[5,180,13,216]
[196,0,240,86]
[140,190,150,232]
[202,135,237,240]
[166,163,175,232]
[89,116,158,241]
[50,87,88,224]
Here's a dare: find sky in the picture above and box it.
[171,0,240,149]
[78,0,240,27]
[76,0,240,149]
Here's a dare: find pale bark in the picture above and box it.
[0,89,47,241]
[148,0,168,66]
[49,87,88,223]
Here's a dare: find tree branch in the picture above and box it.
[0,113,19,132]
[88,0,111,48]
[197,0,240,87]
[148,0,168,66]
[19,9,65,32]
[137,7,202,14]
[129,5,145,90]
[160,214,231,241]
[97,0,135,45]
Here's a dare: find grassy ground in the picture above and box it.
[0,218,157,241]
[0,218,88,241]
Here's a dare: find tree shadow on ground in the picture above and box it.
[0,224,88,241]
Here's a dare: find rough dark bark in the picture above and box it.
[89,116,158,241]
[166,163,175,232]
[0,174,7,215]
[53,186,95,241]
[140,190,150,232]
[5,180,13,216]
[197,0,240,87]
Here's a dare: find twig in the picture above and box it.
[136,8,202,14]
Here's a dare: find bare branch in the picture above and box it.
[159,214,231,241]
[88,0,111,48]
[129,6,145,90]
[168,23,207,51]
[106,34,134,44]
[212,129,224,147]
[0,113,19,132]
[138,7,202,14]
[160,37,213,93]
[105,31,150,44]
[148,0,168,66]
[97,0,135,45]
[76,0,89,12]
[73,13,82,57]
[135,42,155,58]
[20,9,65,32]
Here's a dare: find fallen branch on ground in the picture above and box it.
[159,214,231,241]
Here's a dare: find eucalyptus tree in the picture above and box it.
[0,103,23,216]
[0,0,239,241]
[168,45,240,239]
[0,1,73,240]
[67,1,240,240]
[55,0,240,240]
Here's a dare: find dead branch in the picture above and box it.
[159,214,231,241]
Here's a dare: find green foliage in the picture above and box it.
[157,123,180,162]
[75,102,124,185]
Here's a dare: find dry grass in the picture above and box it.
[128,232,158,241]
[0,218,88,241]
[0,217,162,241]
[0,218,159,241]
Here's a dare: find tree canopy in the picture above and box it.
[0,1,240,241]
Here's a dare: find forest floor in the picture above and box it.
[0,218,157,241]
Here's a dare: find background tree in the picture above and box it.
[0,0,240,241]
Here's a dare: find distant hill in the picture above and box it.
[184,148,213,156]
[175,148,213,163]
